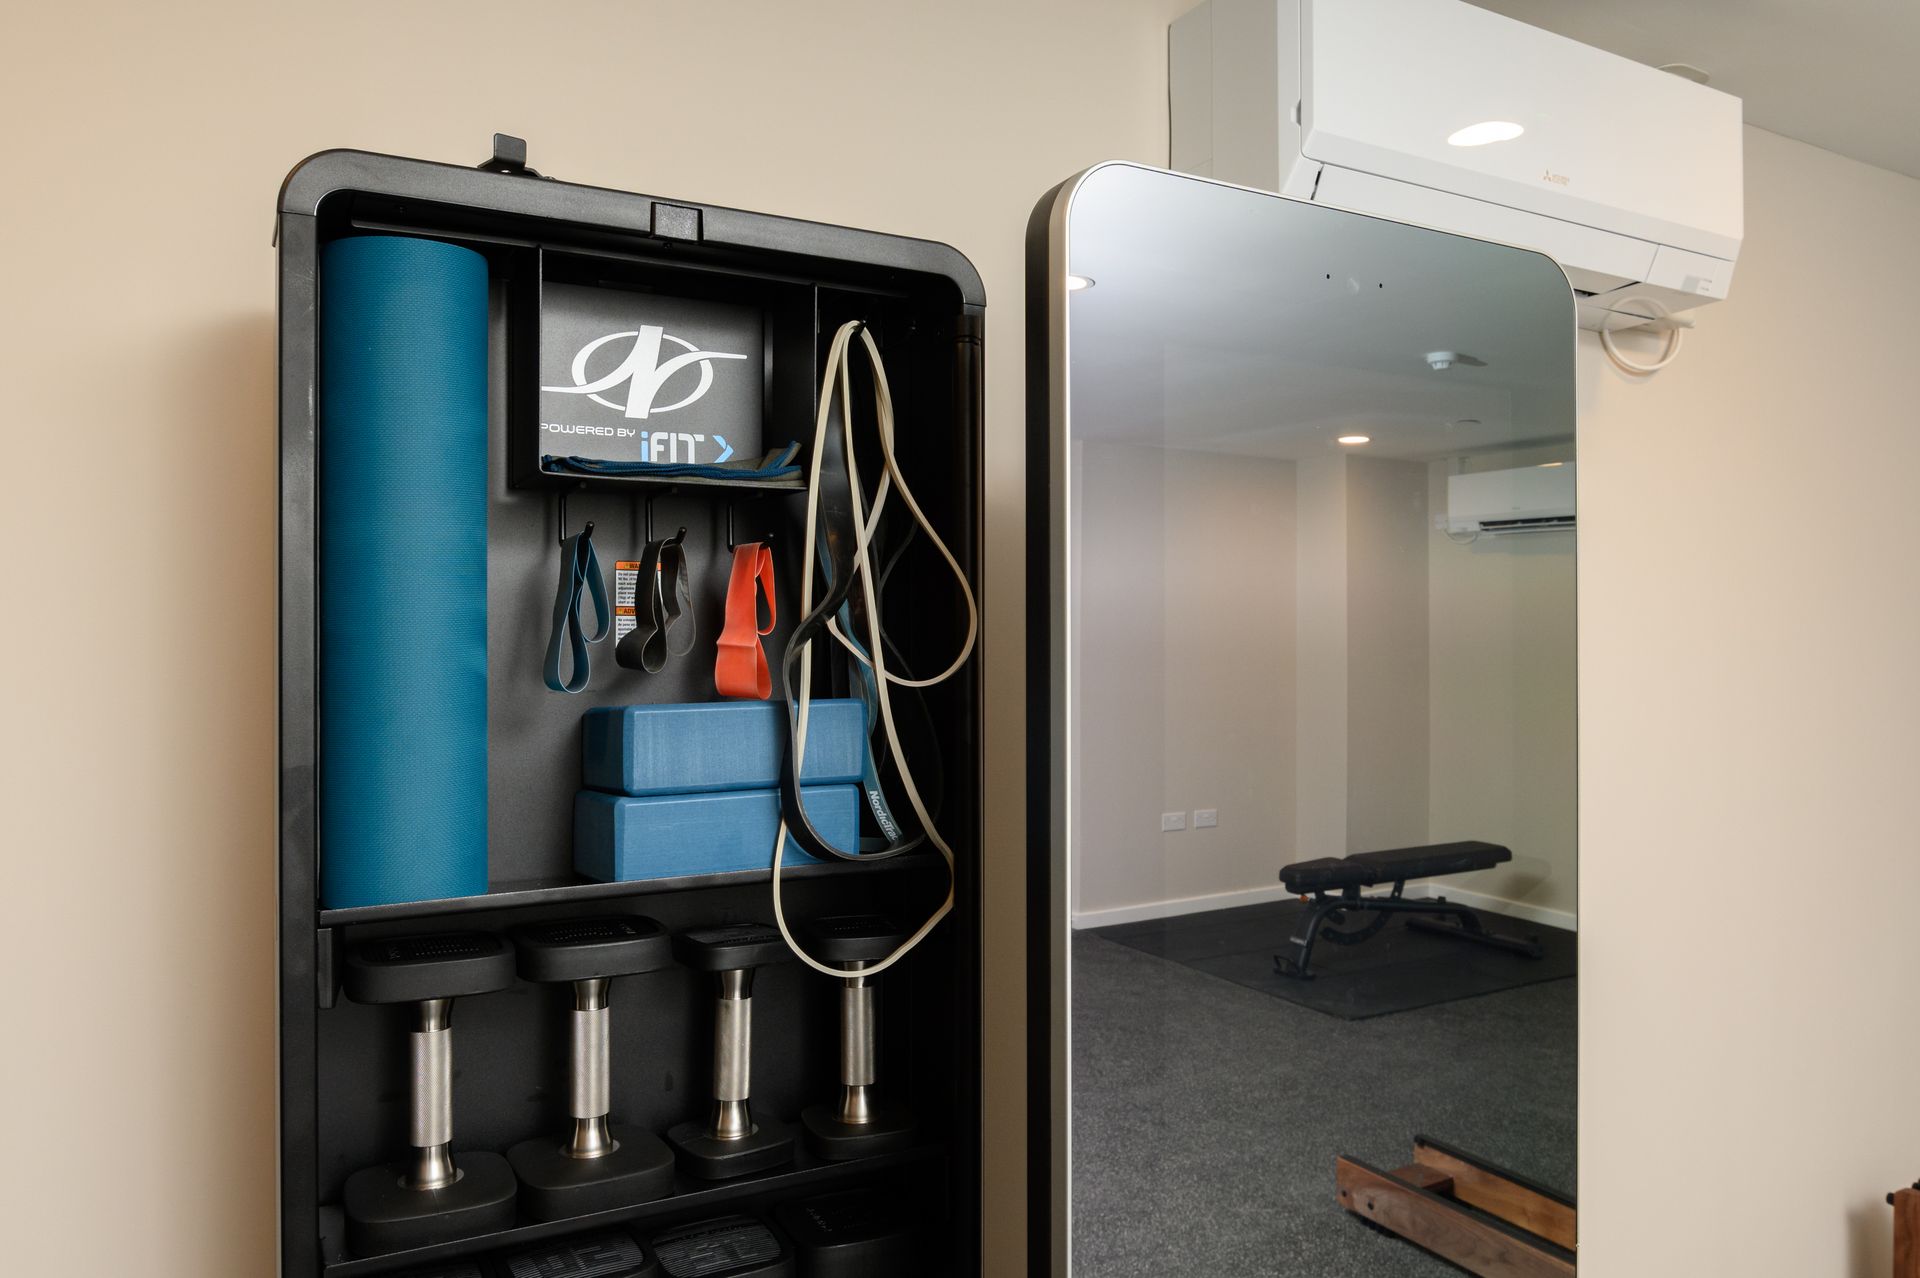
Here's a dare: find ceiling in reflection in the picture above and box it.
[1066,163,1576,462]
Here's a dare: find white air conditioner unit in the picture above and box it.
[1445,463,1576,536]
[1170,0,1744,328]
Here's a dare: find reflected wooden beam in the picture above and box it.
[1413,1134,1578,1250]
[1335,1139,1576,1277]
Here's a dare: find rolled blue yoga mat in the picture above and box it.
[319,235,490,909]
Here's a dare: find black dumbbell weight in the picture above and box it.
[665,923,796,1179]
[651,1214,794,1278]
[798,916,916,1161]
[775,1186,916,1278]
[340,931,519,1256]
[496,1229,661,1278]
[506,915,678,1219]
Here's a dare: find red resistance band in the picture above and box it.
[715,542,776,699]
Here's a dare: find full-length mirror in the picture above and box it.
[1028,163,1577,1276]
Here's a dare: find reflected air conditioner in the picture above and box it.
[1445,464,1576,537]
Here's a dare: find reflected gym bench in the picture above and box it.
[1274,840,1544,979]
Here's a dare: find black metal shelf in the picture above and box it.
[317,1141,944,1276]
[529,467,807,497]
[317,852,940,928]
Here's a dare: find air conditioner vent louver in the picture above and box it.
[1476,515,1575,534]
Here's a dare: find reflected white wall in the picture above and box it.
[1428,446,1578,921]
[1072,440,1298,922]
[1071,441,1575,926]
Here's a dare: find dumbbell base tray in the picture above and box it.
[343,1150,516,1257]
[507,1125,677,1221]
[800,1105,917,1162]
[666,1116,796,1180]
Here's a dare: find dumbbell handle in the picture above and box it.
[565,978,617,1160]
[407,998,458,1190]
[710,967,755,1141]
[838,965,876,1126]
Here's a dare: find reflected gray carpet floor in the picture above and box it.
[1070,930,1575,1278]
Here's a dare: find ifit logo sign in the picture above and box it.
[544,326,748,419]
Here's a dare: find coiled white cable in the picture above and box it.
[771,321,978,979]
[1600,296,1684,375]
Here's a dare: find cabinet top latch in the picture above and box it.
[478,132,543,178]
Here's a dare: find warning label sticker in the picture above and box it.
[614,561,641,643]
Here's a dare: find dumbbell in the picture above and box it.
[506,915,678,1219]
[341,931,518,1256]
[798,916,916,1160]
[651,1214,794,1278]
[666,923,796,1179]
[497,1230,661,1278]
[775,1186,916,1277]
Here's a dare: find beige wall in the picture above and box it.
[1073,441,1297,919]
[1579,126,1920,1276]
[1427,444,1578,920]
[0,2,1191,1273]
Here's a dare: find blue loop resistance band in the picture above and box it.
[544,526,610,694]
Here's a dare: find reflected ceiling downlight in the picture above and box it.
[1447,120,1525,147]
[1065,274,1095,291]
[1337,434,1371,446]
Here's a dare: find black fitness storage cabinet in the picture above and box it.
[277,139,984,1277]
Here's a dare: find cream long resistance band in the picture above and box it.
[770,321,979,979]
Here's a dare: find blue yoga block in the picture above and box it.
[574,786,862,883]
[581,700,867,797]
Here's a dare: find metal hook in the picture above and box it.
[558,490,592,545]
[727,503,757,552]
[726,503,772,554]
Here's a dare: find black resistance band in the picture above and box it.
[777,329,925,863]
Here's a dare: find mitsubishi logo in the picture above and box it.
[544,326,748,419]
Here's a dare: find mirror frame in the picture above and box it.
[1024,160,1579,1278]
[1023,161,1085,1278]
